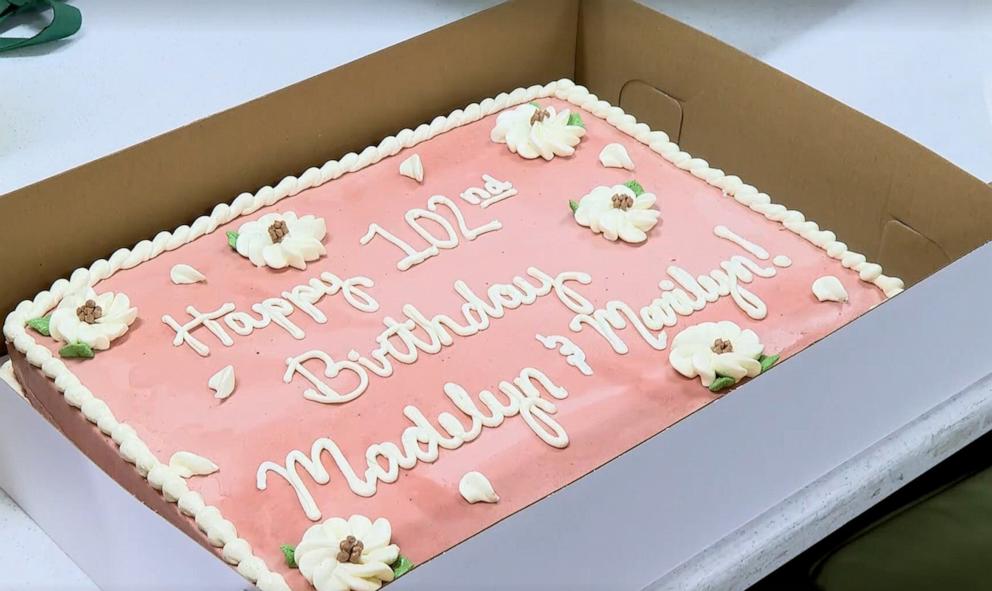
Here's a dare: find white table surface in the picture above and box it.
[2,1,991,589]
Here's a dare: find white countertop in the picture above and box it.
[2,1,991,589]
[0,0,503,195]
[2,0,990,197]
[0,487,100,590]
[652,0,992,181]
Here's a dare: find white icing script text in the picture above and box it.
[258,366,568,521]
[162,272,379,357]
[284,266,593,404]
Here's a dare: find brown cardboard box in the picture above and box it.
[4,1,992,588]
[2,0,990,350]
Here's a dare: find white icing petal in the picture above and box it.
[398,153,424,183]
[169,451,220,478]
[669,321,765,388]
[573,185,660,243]
[170,263,206,285]
[598,143,635,170]
[234,212,326,271]
[48,287,138,350]
[459,471,499,504]
[209,364,236,399]
[295,515,400,591]
[491,104,584,160]
[812,275,849,303]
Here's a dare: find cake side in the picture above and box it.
[7,348,219,553]
[3,79,902,591]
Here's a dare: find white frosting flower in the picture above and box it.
[235,211,326,270]
[295,515,400,591]
[669,321,764,387]
[573,184,660,243]
[49,288,138,350]
[490,103,585,160]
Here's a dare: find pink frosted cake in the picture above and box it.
[3,79,902,591]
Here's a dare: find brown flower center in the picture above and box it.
[75,299,103,324]
[530,107,550,125]
[711,338,734,354]
[267,220,289,244]
[336,535,364,564]
[611,193,634,211]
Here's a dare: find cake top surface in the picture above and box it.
[5,80,898,591]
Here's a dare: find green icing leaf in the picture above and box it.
[391,554,414,578]
[27,314,52,336]
[759,354,780,373]
[59,342,94,359]
[0,0,82,55]
[566,112,585,128]
[528,101,541,108]
[226,231,239,250]
[569,200,579,214]
[708,375,736,393]
[280,544,297,569]
[624,180,645,196]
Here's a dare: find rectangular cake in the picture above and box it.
[4,79,902,591]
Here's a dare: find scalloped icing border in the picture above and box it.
[1,79,903,591]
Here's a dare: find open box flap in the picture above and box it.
[0,0,578,355]
[577,0,992,287]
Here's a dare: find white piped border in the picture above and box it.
[1,79,902,590]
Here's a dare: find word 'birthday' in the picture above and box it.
[283,266,593,404]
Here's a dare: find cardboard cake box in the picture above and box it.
[3,1,992,590]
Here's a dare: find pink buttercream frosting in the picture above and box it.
[33,99,885,588]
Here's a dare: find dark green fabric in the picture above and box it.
[812,466,992,591]
[0,0,81,53]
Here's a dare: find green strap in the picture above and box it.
[0,0,81,54]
